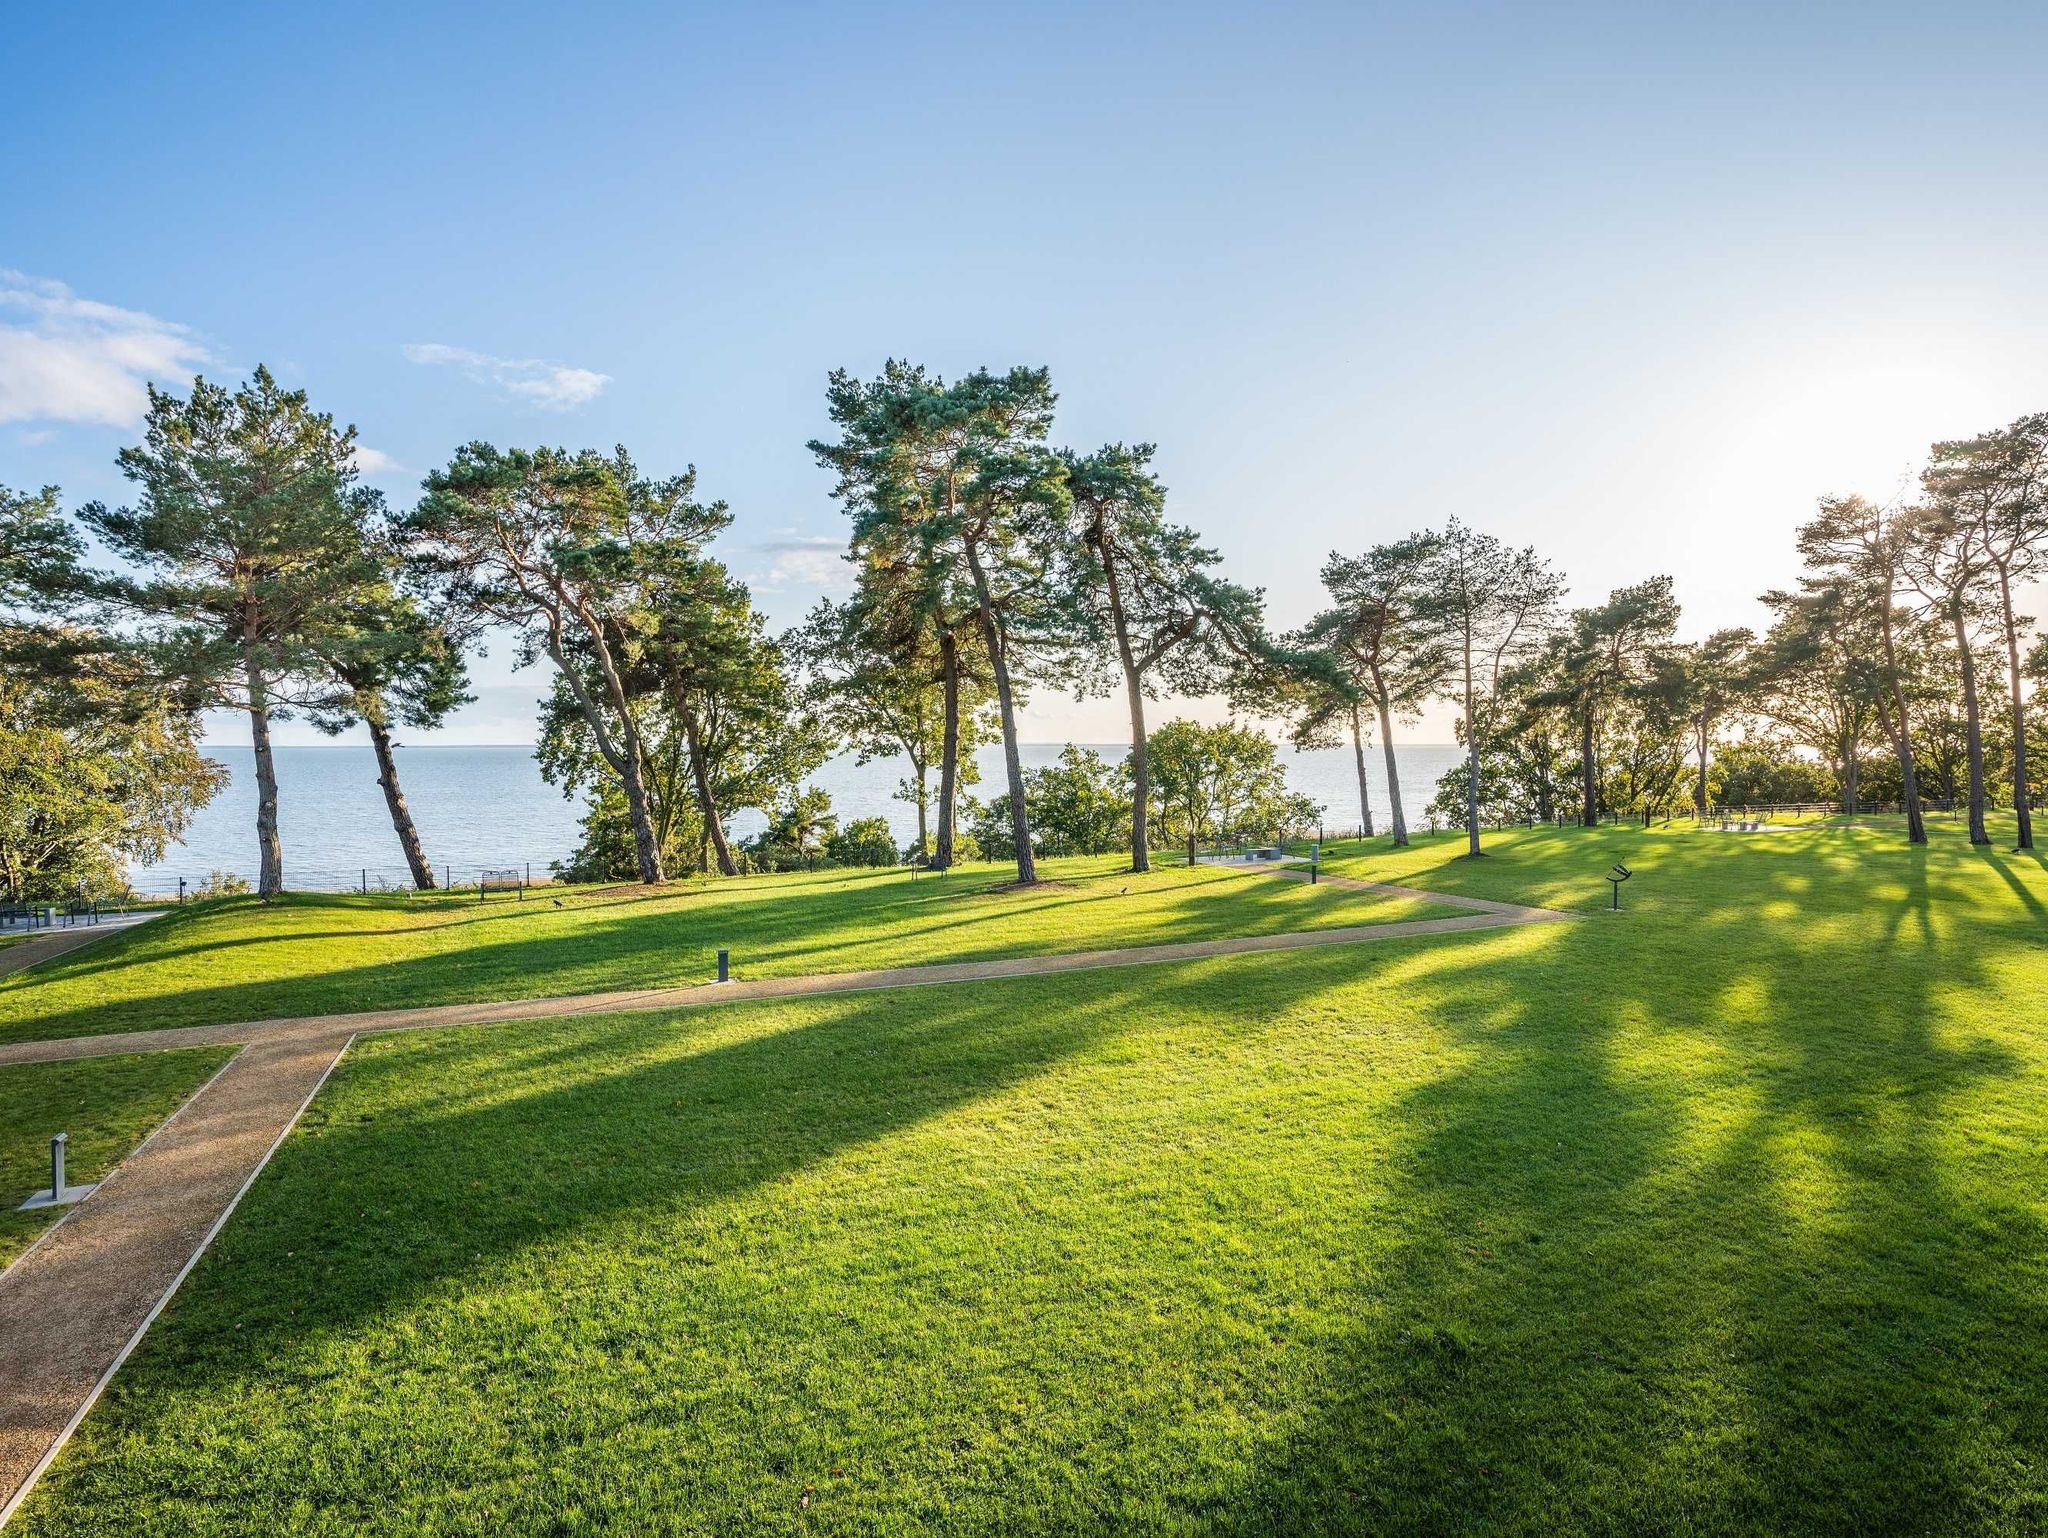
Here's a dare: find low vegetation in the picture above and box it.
[0,857,1454,1044]
[16,822,2048,1533]
[0,1047,236,1268]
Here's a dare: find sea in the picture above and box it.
[132,741,1468,894]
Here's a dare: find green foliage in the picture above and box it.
[1707,736,1836,806]
[413,444,732,885]
[976,745,1132,860]
[788,597,990,857]
[810,361,1072,878]
[746,786,837,872]
[1149,718,1320,850]
[191,869,251,900]
[0,484,82,616]
[825,816,898,868]
[550,780,702,885]
[77,368,395,895]
[0,653,223,900]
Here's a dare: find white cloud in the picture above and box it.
[402,341,610,410]
[747,537,851,593]
[0,270,211,426]
[348,443,404,475]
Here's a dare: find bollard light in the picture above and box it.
[716,948,730,984]
[18,1131,98,1211]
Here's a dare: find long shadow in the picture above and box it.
[1199,820,2045,1533]
[26,823,2048,1531]
[29,939,1388,1418]
[0,863,1435,1044]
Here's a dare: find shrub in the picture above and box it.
[826,816,898,868]
[192,869,250,900]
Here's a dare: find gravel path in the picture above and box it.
[0,913,161,984]
[0,873,1569,1522]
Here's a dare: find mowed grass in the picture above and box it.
[0,1047,237,1268]
[15,820,2048,1534]
[0,858,1456,1045]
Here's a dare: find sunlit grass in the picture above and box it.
[14,819,2048,1532]
[0,857,1455,1044]
[0,1047,237,1269]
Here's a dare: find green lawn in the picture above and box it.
[0,858,1454,1044]
[0,1047,238,1269]
[13,819,2048,1533]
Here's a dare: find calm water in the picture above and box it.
[135,740,1466,893]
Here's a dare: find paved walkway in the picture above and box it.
[0,912,161,983]
[0,871,1568,1522]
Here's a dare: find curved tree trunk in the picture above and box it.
[1376,697,1408,847]
[935,632,960,869]
[244,641,284,898]
[678,698,737,876]
[1349,701,1374,837]
[545,631,664,884]
[1950,605,1989,845]
[965,539,1035,883]
[1999,570,2033,849]
[364,702,436,888]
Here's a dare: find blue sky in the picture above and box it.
[6,1,2046,743]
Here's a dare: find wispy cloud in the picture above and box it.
[746,536,851,593]
[348,443,404,475]
[0,270,211,426]
[402,341,610,410]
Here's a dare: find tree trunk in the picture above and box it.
[244,645,284,898]
[1349,702,1374,837]
[1878,608,1927,845]
[965,540,1035,883]
[1462,629,1481,856]
[1843,752,1859,817]
[1950,605,1989,845]
[679,698,737,876]
[1580,706,1599,828]
[1097,541,1153,873]
[913,761,930,857]
[1368,669,1408,846]
[1999,570,2033,849]
[1694,716,1711,815]
[1124,669,1152,873]
[1879,696,1928,844]
[935,631,960,869]
[364,703,436,889]
[545,632,665,884]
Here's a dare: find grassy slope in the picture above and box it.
[0,858,1452,1044]
[16,820,2048,1534]
[0,1048,238,1269]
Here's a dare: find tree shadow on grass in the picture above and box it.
[25,827,2048,1533]
[0,863,1434,1044]
[1196,828,2045,1535]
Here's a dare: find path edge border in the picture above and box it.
[0,1046,247,1290]
[0,1033,357,1530]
